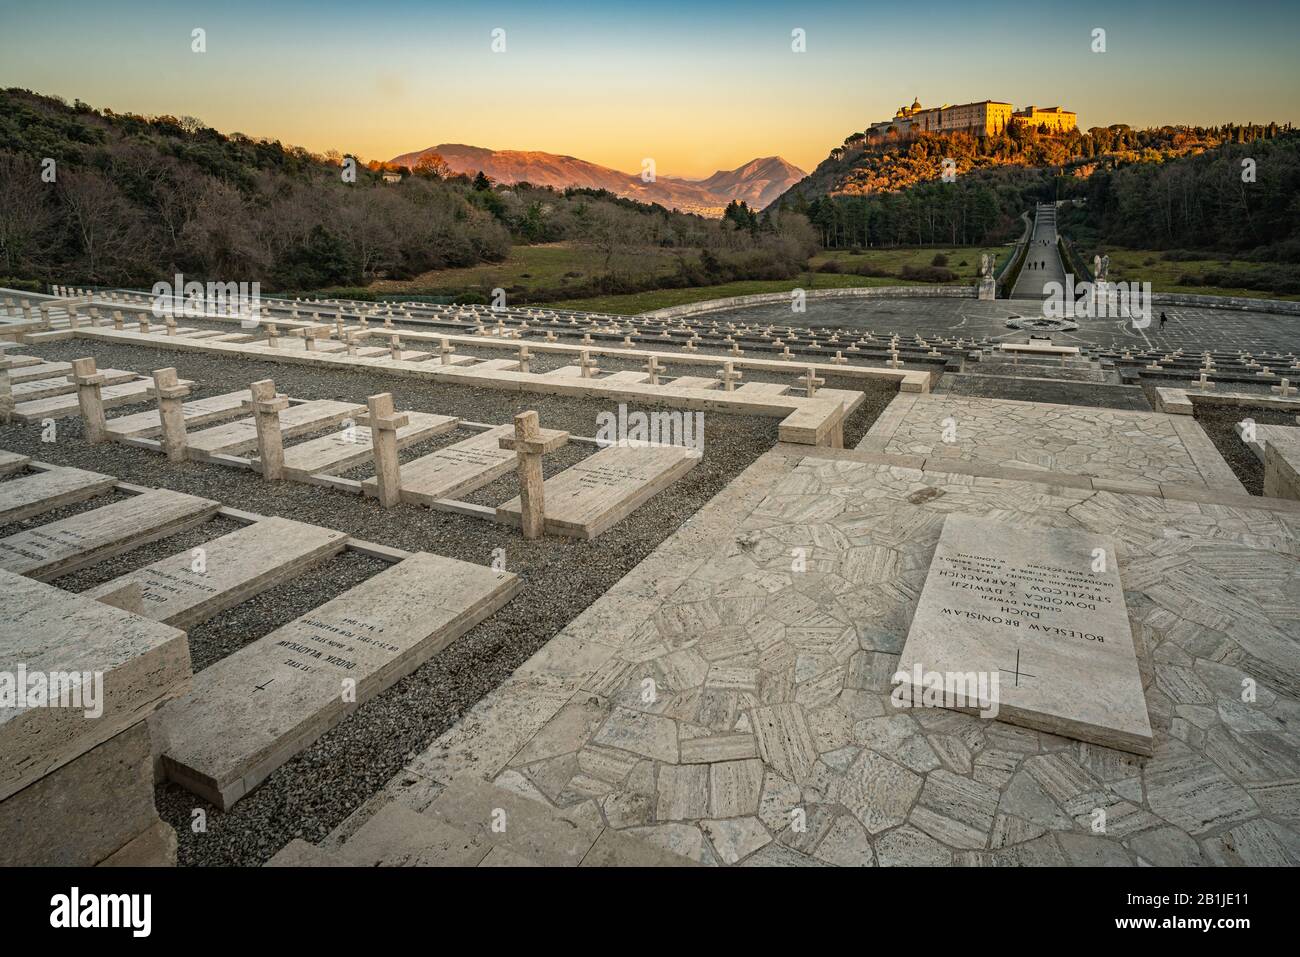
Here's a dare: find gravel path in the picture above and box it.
[1,337,894,865]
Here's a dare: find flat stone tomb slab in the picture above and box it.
[663,376,720,391]
[156,552,520,809]
[9,361,72,384]
[0,570,190,802]
[185,400,364,456]
[1263,427,1300,500]
[497,443,701,539]
[0,466,115,524]
[462,358,520,372]
[11,368,136,401]
[602,371,651,384]
[364,425,516,504]
[0,450,31,477]
[12,378,191,422]
[103,390,251,439]
[85,517,349,630]
[735,382,791,396]
[0,488,220,580]
[281,412,459,479]
[2,354,43,369]
[896,514,1153,755]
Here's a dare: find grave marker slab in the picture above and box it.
[12,378,191,422]
[363,425,516,504]
[11,368,136,402]
[0,570,191,802]
[155,552,520,808]
[0,466,115,524]
[663,376,720,391]
[281,411,458,479]
[0,450,30,476]
[185,399,363,457]
[85,517,349,630]
[497,443,701,539]
[896,514,1152,755]
[0,488,220,580]
[103,390,250,439]
[9,361,72,384]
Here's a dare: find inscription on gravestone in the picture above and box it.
[896,514,1152,755]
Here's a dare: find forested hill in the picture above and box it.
[1,89,817,293]
[773,122,1297,255]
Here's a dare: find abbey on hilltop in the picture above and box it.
[868,98,1077,139]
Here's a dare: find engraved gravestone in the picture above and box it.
[896,514,1152,755]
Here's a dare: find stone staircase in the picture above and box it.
[267,776,696,867]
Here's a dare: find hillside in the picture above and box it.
[388,144,804,216]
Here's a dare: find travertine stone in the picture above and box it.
[497,443,700,539]
[156,553,520,809]
[499,411,570,539]
[0,570,191,802]
[185,398,362,456]
[281,411,457,480]
[0,488,220,580]
[897,514,1152,755]
[0,465,115,524]
[0,723,157,866]
[364,425,517,504]
[96,817,177,867]
[0,450,30,476]
[11,368,133,401]
[103,390,249,439]
[12,378,189,422]
[85,517,348,629]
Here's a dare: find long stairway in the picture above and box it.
[267,776,698,867]
[1010,203,1068,301]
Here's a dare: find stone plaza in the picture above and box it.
[1,281,1298,867]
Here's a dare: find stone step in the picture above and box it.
[333,802,490,866]
[265,839,351,867]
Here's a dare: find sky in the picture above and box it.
[1,0,1297,178]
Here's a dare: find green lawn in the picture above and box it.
[1096,248,1300,300]
[360,243,681,298]
[809,245,1009,282]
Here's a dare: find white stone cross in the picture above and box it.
[69,357,108,444]
[579,350,599,379]
[517,345,532,373]
[1273,378,1296,398]
[366,393,409,508]
[716,361,743,392]
[244,380,290,480]
[499,410,570,540]
[644,355,664,385]
[439,337,456,364]
[389,334,403,360]
[799,367,825,397]
[1194,371,1215,391]
[151,367,192,462]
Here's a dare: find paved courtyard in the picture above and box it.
[704,297,1300,356]
[366,439,1300,866]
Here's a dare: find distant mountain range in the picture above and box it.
[387,144,804,215]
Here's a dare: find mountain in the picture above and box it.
[692,156,807,209]
[387,144,804,216]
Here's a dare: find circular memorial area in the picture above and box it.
[1003,315,1080,332]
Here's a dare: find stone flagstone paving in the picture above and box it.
[394,448,1300,866]
[860,394,1244,492]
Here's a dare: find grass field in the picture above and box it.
[1095,248,1300,300]
[361,243,681,299]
